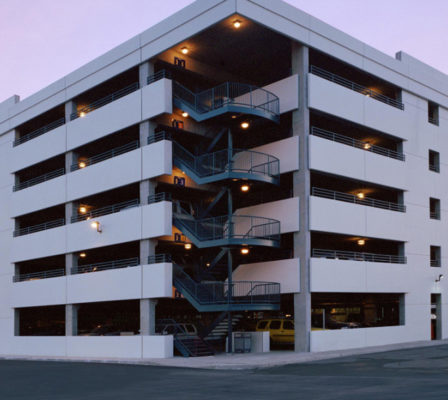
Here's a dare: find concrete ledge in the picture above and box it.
[1,339,447,370]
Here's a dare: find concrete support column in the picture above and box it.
[140,299,157,335]
[65,253,78,275]
[14,309,20,336]
[139,61,154,87]
[292,42,311,353]
[65,100,77,122]
[65,304,78,336]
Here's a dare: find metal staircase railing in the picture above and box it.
[172,80,280,122]
[173,205,280,247]
[156,318,214,357]
[173,264,280,311]
[173,141,279,184]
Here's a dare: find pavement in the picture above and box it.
[2,342,448,399]
[1,338,448,370]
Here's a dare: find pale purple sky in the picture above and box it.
[1,0,447,104]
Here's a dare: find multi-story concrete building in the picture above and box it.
[0,0,446,359]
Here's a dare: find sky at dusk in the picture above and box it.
[1,0,448,104]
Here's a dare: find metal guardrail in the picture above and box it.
[309,65,404,110]
[72,257,139,274]
[428,117,439,126]
[431,259,441,268]
[13,168,65,192]
[147,130,172,145]
[13,268,65,282]
[70,140,139,171]
[147,70,171,85]
[173,142,280,180]
[148,192,172,204]
[14,218,65,237]
[71,199,140,223]
[173,265,281,306]
[148,254,172,264]
[13,117,66,147]
[310,126,405,161]
[430,211,440,220]
[173,80,280,117]
[429,164,440,173]
[70,82,140,120]
[311,187,406,213]
[174,206,280,244]
[312,249,406,264]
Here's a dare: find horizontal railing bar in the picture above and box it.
[310,126,405,161]
[311,187,406,213]
[70,140,139,171]
[70,82,139,120]
[312,248,407,264]
[71,199,140,223]
[13,268,65,282]
[148,254,172,264]
[72,257,140,274]
[430,211,440,220]
[429,164,440,172]
[309,65,404,110]
[14,218,65,237]
[14,117,66,147]
[147,70,171,85]
[13,168,65,192]
[147,130,172,144]
[428,117,439,126]
[148,192,172,205]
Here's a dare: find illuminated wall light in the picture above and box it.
[241,248,250,255]
[231,115,237,119]
[356,192,365,199]
[79,206,87,214]
[206,263,211,267]
[357,239,366,246]
[181,111,189,118]
[240,122,250,129]
[79,252,86,258]
[181,46,189,54]
[184,243,192,250]
[90,221,102,233]
[233,20,242,29]
[78,161,87,169]
[240,184,250,192]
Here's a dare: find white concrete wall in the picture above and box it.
[253,136,299,174]
[233,258,300,293]
[263,74,299,114]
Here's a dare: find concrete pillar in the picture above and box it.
[65,100,77,122]
[140,299,157,335]
[139,61,154,88]
[399,294,406,325]
[65,304,78,336]
[65,253,77,275]
[292,42,311,352]
[65,151,77,173]
[140,239,157,265]
[14,309,20,336]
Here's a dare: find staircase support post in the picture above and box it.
[227,249,233,353]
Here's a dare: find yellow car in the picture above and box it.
[255,319,294,344]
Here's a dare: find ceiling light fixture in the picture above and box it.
[79,111,86,118]
[79,206,87,214]
[240,122,250,129]
[181,111,189,118]
[184,243,192,250]
[241,248,249,255]
[78,161,87,169]
[79,252,86,258]
[356,192,365,199]
[241,184,250,192]
[363,143,372,150]
[357,239,366,246]
[233,20,242,29]
[181,46,189,55]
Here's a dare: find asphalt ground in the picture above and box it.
[2,344,448,399]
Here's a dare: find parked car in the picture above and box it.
[255,319,294,344]
[156,322,198,336]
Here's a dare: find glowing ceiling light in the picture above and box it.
[356,192,365,199]
[241,184,250,192]
[363,143,372,150]
[241,248,249,255]
[90,221,102,233]
[79,206,87,214]
[240,122,250,129]
[78,161,87,169]
[181,111,189,118]
[233,20,242,29]
[79,252,86,258]
[357,239,366,246]
[79,111,86,118]
[181,46,189,55]
[184,243,192,250]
